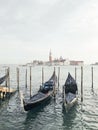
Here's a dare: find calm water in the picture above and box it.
[0,65,98,130]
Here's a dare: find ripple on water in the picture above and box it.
[0,65,98,130]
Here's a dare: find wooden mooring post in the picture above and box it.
[17,68,19,91]
[5,67,10,98]
[8,67,10,91]
[81,66,83,102]
[42,67,44,85]
[3,92,5,99]
[58,67,60,90]
[91,66,93,90]
[53,67,56,98]
[5,69,8,88]
[30,66,32,99]
[75,67,77,81]
[25,68,27,88]
[6,67,10,98]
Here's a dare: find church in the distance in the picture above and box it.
[47,50,84,66]
[26,50,84,66]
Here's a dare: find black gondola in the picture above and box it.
[23,70,57,111]
[63,72,78,111]
[0,72,9,85]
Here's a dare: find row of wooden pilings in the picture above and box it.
[0,66,95,102]
[16,66,95,102]
[75,66,94,102]
[16,67,58,99]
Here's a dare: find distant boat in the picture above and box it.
[63,73,78,112]
[23,70,57,111]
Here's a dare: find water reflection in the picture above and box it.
[62,104,77,130]
[23,99,52,130]
[0,65,98,130]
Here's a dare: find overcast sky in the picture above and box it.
[0,0,98,64]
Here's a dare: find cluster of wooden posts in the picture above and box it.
[75,66,94,102]
[17,66,95,102]
[0,67,16,101]
[0,68,10,100]
[16,67,58,99]
[0,66,94,102]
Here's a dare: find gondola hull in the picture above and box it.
[63,73,78,112]
[23,91,53,111]
[63,95,78,112]
[23,70,57,111]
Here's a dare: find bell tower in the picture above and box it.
[49,50,52,62]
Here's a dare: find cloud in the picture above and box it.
[0,0,98,64]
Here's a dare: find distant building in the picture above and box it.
[26,50,84,66]
[70,60,84,65]
[33,60,39,65]
[53,57,68,65]
[47,50,70,66]
[93,62,98,65]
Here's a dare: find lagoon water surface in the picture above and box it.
[0,65,98,130]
